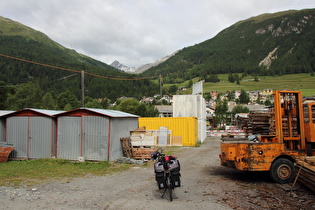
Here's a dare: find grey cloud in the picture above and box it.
[0,0,314,67]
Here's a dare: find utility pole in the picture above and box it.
[159,74,162,97]
[81,70,85,107]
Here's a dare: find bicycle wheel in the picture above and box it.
[167,175,173,201]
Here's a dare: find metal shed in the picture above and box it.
[55,108,139,161]
[4,108,64,159]
[0,111,14,142]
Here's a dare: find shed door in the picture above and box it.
[83,116,109,161]
[29,117,52,159]
[6,117,28,158]
[57,116,81,160]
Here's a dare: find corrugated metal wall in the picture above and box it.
[6,116,53,159]
[83,116,109,161]
[57,116,81,160]
[28,117,53,159]
[138,117,198,146]
[57,115,138,161]
[57,116,110,161]
[0,119,5,142]
[109,118,138,160]
[6,117,28,158]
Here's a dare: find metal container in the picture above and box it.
[138,117,198,146]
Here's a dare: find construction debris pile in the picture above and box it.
[120,127,159,160]
[297,157,315,193]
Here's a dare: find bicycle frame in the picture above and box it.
[161,164,174,201]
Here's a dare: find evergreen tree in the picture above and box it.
[42,92,57,110]
[57,90,80,110]
[239,89,250,104]
[6,81,43,110]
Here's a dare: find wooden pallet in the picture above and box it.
[132,147,155,160]
[120,137,133,158]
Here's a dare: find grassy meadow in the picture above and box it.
[175,73,315,97]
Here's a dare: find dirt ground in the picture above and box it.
[0,137,314,210]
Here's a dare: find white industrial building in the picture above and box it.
[173,95,207,143]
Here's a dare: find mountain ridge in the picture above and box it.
[110,50,179,73]
[141,9,315,82]
[0,16,159,100]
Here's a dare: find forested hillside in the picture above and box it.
[0,16,159,105]
[141,9,315,83]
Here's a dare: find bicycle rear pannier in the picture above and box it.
[169,159,180,172]
[155,172,165,189]
[171,169,181,187]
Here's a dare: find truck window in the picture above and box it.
[304,105,309,123]
[312,105,315,123]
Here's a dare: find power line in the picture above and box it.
[0,53,159,81]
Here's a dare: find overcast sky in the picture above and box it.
[1,0,315,67]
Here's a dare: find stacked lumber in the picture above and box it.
[131,147,155,160]
[296,157,315,193]
[246,111,273,135]
[236,115,250,130]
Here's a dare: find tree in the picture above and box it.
[227,90,235,101]
[264,98,273,106]
[146,105,159,117]
[85,99,103,109]
[64,103,73,111]
[116,98,139,114]
[188,79,193,87]
[42,92,57,110]
[0,81,10,109]
[203,93,212,102]
[238,89,250,104]
[57,90,80,110]
[231,105,249,115]
[6,81,43,110]
[168,85,178,95]
[135,103,147,117]
[215,99,228,127]
[100,98,110,109]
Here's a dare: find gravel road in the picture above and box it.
[1,137,314,210]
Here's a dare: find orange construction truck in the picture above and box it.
[219,90,315,183]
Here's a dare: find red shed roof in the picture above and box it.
[56,108,139,118]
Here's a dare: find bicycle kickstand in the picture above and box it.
[161,187,167,198]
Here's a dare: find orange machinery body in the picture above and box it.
[220,142,300,171]
[220,91,315,172]
[304,102,315,146]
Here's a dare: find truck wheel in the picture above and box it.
[269,158,296,184]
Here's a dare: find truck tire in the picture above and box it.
[269,158,296,184]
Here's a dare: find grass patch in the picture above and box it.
[176,73,315,96]
[0,158,131,187]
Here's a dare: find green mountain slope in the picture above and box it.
[0,16,159,100]
[141,9,315,82]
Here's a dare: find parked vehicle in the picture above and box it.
[220,90,315,184]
